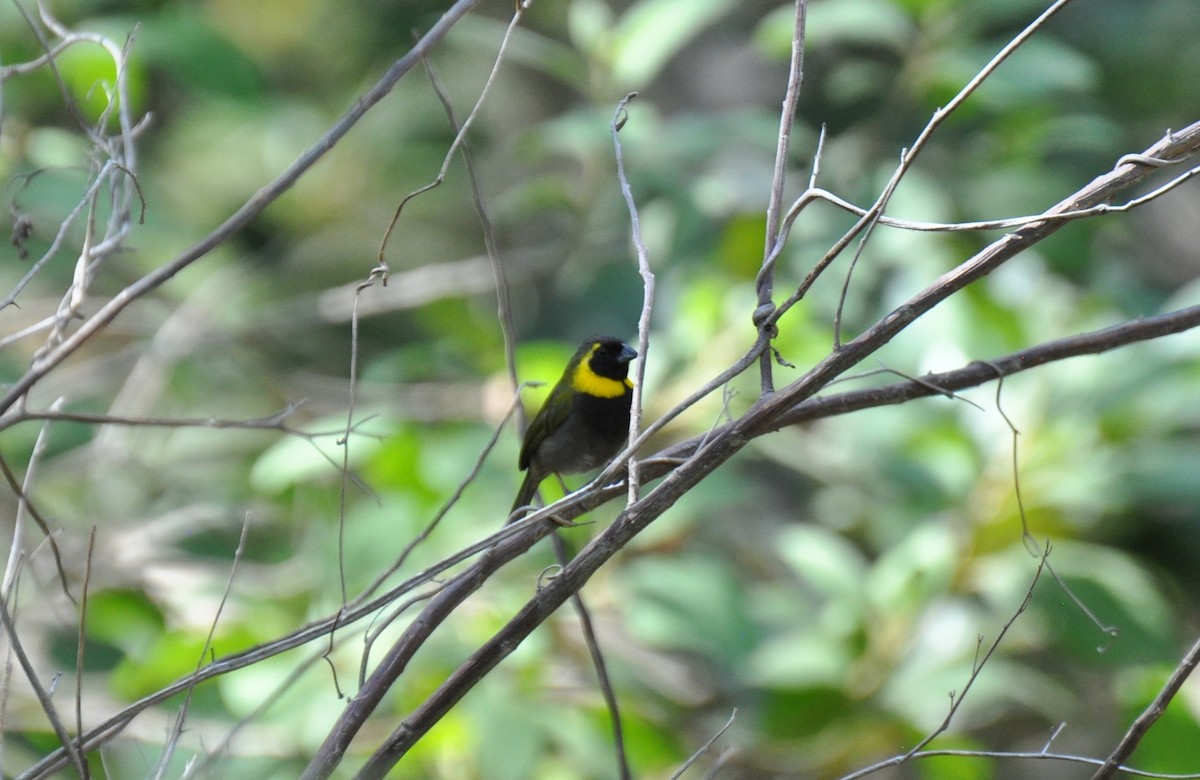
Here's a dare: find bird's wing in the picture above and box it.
[518,382,576,470]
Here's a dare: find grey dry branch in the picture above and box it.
[376,0,530,270]
[758,0,809,393]
[766,302,1200,433]
[301,522,558,780]
[869,750,1200,779]
[610,93,655,503]
[5,404,306,431]
[1090,634,1200,780]
[0,418,73,604]
[72,530,95,780]
[550,532,633,780]
[150,514,251,780]
[0,592,87,779]
[347,384,531,613]
[4,2,143,353]
[668,709,737,780]
[420,54,521,400]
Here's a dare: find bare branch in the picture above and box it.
[669,709,737,780]
[862,748,1200,779]
[758,0,808,393]
[1090,634,1200,780]
[420,45,522,402]
[151,514,250,779]
[762,302,1200,434]
[376,0,531,266]
[0,401,74,605]
[550,532,631,780]
[610,92,656,504]
[303,523,556,780]
[73,530,96,780]
[336,267,388,606]
[347,384,530,610]
[20,512,550,779]
[0,592,87,778]
[6,404,307,432]
[838,550,1050,779]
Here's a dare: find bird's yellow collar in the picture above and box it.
[572,361,633,398]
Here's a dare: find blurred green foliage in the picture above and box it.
[1,0,1199,778]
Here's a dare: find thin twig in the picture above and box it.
[860,748,1200,779]
[419,44,522,405]
[668,709,737,780]
[347,384,531,610]
[336,266,388,606]
[0,592,88,778]
[151,514,251,780]
[0,402,75,605]
[376,0,531,265]
[978,362,1120,643]
[804,160,1200,233]
[5,404,307,432]
[610,93,656,504]
[831,172,891,348]
[181,641,354,779]
[73,530,96,780]
[837,550,1050,780]
[358,585,447,689]
[758,0,808,393]
[550,532,631,780]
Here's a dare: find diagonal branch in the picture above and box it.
[299,523,556,780]
[1089,634,1200,780]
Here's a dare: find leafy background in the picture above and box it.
[1,0,1199,777]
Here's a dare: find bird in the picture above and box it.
[510,336,637,522]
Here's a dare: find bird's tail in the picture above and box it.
[508,471,541,524]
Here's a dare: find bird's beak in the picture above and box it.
[618,344,638,363]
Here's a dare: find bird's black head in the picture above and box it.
[584,337,637,380]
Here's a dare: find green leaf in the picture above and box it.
[611,0,730,85]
